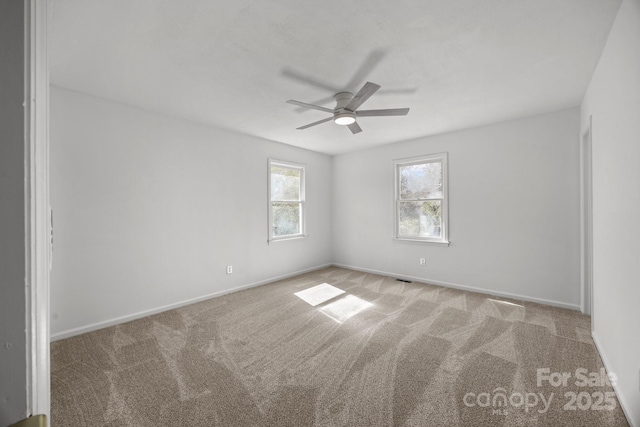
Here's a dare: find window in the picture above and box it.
[394,153,449,244]
[268,159,305,241]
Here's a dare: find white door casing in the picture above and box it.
[580,116,593,322]
[25,0,51,422]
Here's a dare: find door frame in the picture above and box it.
[580,115,594,325]
[25,0,50,421]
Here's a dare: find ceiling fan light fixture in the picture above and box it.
[334,112,356,126]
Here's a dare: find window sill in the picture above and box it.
[268,234,308,244]
[393,238,450,247]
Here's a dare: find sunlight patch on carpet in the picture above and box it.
[294,283,345,306]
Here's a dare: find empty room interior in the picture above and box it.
[2,0,640,426]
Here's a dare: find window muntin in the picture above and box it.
[395,153,448,244]
[269,160,305,241]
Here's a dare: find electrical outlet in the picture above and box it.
[226,265,233,274]
[419,258,426,266]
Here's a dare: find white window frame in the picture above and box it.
[268,159,306,242]
[393,153,449,245]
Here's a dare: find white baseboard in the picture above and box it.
[331,263,581,311]
[592,331,637,427]
[50,263,332,341]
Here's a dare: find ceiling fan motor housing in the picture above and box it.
[333,92,356,125]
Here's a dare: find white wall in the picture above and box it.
[50,87,332,338]
[581,0,640,424]
[333,108,581,308]
[0,2,28,425]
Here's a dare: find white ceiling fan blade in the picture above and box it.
[287,100,334,113]
[297,116,333,130]
[356,108,410,117]
[345,82,381,111]
[347,122,362,134]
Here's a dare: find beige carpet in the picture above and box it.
[51,267,629,426]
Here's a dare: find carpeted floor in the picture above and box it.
[51,267,629,426]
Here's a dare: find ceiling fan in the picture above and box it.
[286,81,410,134]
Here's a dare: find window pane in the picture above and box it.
[399,162,442,199]
[272,202,301,236]
[271,166,300,201]
[398,200,442,238]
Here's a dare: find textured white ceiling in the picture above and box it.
[49,0,621,155]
